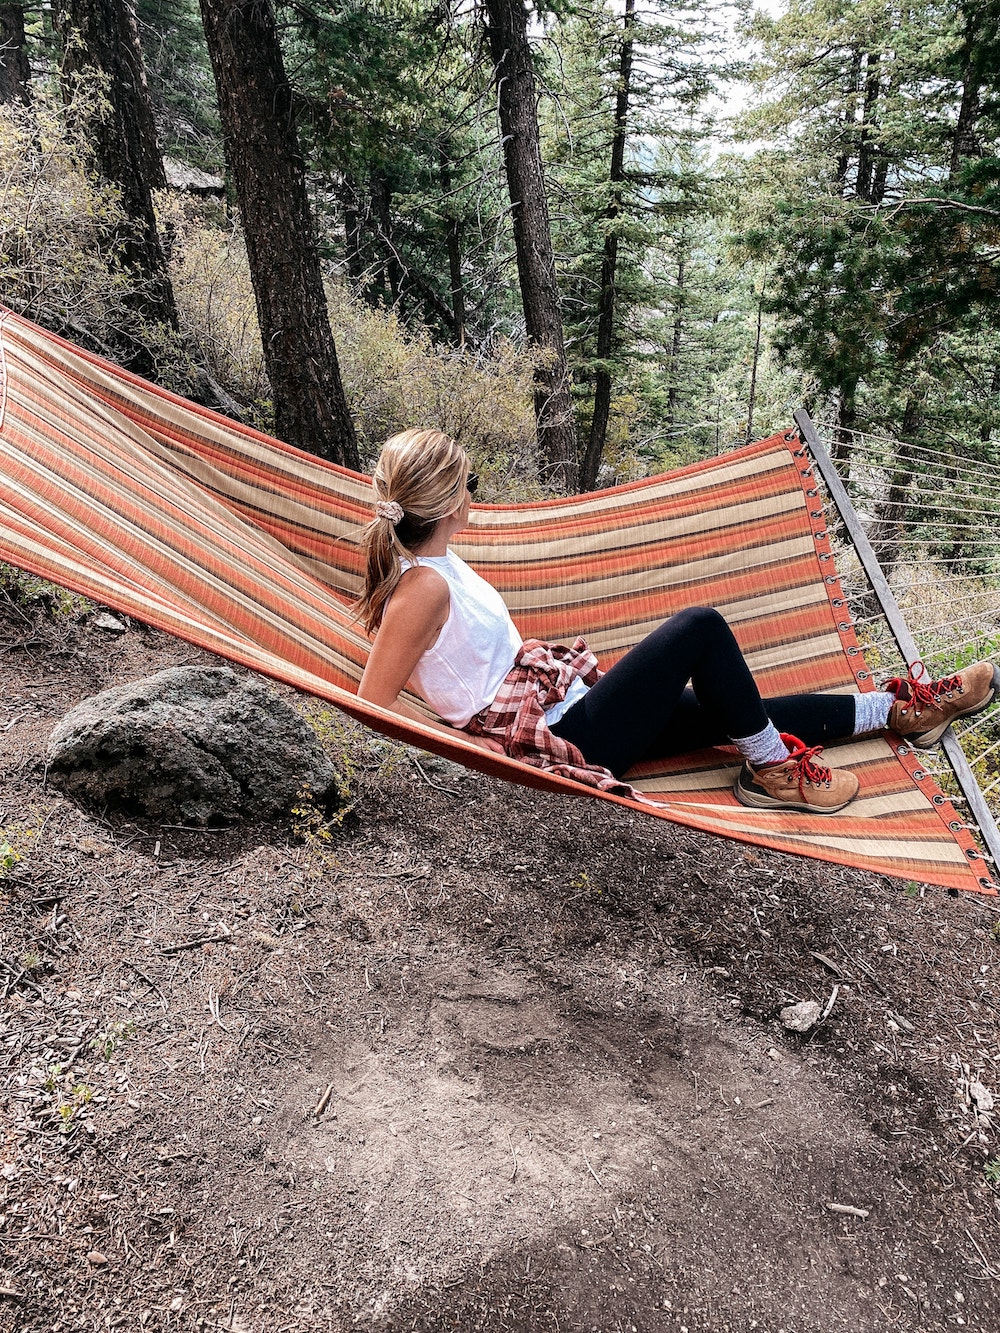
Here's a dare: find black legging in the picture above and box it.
[549,606,855,777]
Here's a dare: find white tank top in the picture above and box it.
[398,550,589,728]
[399,551,523,726]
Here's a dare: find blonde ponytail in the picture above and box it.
[355,429,468,635]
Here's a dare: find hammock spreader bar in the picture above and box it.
[795,408,1000,875]
[0,308,993,895]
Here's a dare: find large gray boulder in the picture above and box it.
[46,667,345,826]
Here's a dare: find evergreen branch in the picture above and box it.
[860,197,1000,221]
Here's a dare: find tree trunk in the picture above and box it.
[949,12,986,182]
[579,0,634,493]
[745,273,765,445]
[831,382,856,464]
[439,145,467,347]
[872,396,922,583]
[198,0,358,468]
[484,0,576,490]
[665,245,688,434]
[0,4,30,105]
[371,170,405,310]
[854,50,881,202]
[835,48,862,190]
[342,174,367,290]
[57,0,179,364]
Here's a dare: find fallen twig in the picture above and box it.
[582,1147,604,1188]
[124,961,169,1010]
[811,950,845,976]
[410,755,460,797]
[827,1202,870,1218]
[964,1227,1000,1280]
[313,1083,335,1119]
[159,930,232,955]
[505,1127,518,1182]
[830,932,888,996]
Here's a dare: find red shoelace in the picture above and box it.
[777,732,832,792]
[884,662,962,713]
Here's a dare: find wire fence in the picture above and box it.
[811,419,1000,822]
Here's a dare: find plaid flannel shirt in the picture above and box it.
[463,637,648,800]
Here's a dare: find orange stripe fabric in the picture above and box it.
[0,308,991,895]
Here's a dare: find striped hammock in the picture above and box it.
[0,309,991,895]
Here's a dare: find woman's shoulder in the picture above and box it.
[389,562,450,617]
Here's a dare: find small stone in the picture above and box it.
[92,613,127,634]
[969,1080,994,1112]
[780,1000,822,1033]
[87,1251,108,1266]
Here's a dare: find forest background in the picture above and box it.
[2,0,1000,500]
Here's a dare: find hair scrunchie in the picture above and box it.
[375,499,404,525]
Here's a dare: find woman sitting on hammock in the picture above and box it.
[356,429,999,815]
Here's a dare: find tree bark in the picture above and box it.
[872,396,922,583]
[439,144,467,347]
[949,10,987,182]
[371,169,405,310]
[484,0,576,490]
[0,4,30,105]
[665,244,688,434]
[579,0,634,492]
[831,382,857,464]
[57,0,179,360]
[745,272,765,445]
[198,0,358,468]
[854,51,881,202]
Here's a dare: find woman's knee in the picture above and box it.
[668,605,726,636]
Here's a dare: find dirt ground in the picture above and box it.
[3,590,1000,1333]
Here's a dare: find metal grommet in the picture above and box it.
[857,669,869,681]
[806,488,819,497]
[896,744,911,757]
[967,848,980,860]
[847,645,859,656]
[825,575,838,585]
[932,793,946,806]
[800,468,812,477]
[913,769,928,781]
[810,510,824,518]
[819,552,832,561]
[831,598,845,608]
[793,448,806,458]
[814,530,828,540]
[979,878,994,890]
[784,431,798,443]
[838,622,851,632]
[949,818,962,829]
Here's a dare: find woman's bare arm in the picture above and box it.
[358,566,503,753]
[358,565,449,709]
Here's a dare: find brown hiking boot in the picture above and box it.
[886,661,1000,748]
[734,733,859,815]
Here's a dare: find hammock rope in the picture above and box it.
[0,309,993,895]
[808,415,1000,868]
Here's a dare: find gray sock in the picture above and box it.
[853,690,894,736]
[733,721,791,768]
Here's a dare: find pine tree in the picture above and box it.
[0,4,30,104]
[198,0,358,467]
[56,0,180,366]
[541,0,723,482]
[484,0,577,489]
